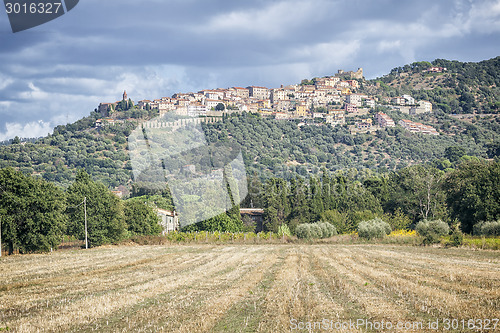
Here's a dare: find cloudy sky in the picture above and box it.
[1,0,499,140]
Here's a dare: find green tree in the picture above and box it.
[309,177,325,221]
[387,165,447,222]
[289,177,311,225]
[263,178,290,232]
[215,103,226,111]
[337,182,383,220]
[433,158,452,171]
[486,141,500,158]
[66,170,126,247]
[385,207,412,230]
[223,164,243,224]
[444,160,500,233]
[347,210,376,231]
[416,219,450,244]
[320,209,349,234]
[242,172,264,208]
[444,146,466,163]
[241,214,255,232]
[124,199,161,235]
[358,218,391,240]
[0,167,67,254]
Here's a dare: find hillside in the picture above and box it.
[206,111,496,178]
[0,58,499,192]
[0,110,497,191]
[361,57,500,114]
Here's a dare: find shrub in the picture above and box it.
[386,208,412,231]
[473,221,500,236]
[309,224,322,239]
[318,222,337,238]
[357,218,392,240]
[295,222,337,239]
[295,224,312,239]
[416,219,450,245]
[450,229,464,246]
[317,223,328,238]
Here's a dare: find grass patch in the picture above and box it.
[460,236,500,250]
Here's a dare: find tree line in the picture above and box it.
[0,168,162,254]
[243,159,499,235]
[0,158,499,254]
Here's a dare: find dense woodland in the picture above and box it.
[0,169,163,254]
[202,111,498,179]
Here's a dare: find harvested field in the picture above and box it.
[0,244,499,332]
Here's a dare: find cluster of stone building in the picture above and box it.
[385,94,433,115]
[98,69,362,118]
[97,68,439,136]
[351,112,438,136]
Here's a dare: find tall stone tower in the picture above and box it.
[123,90,128,101]
[354,68,364,79]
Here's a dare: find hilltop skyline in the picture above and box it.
[1,0,500,140]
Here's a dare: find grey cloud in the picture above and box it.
[0,0,499,140]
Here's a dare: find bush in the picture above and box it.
[295,224,312,239]
[473,221,500,236]
[277,224,292,237]
[386,208,412,231]
[450,229,464,246]
[357,218,392,240]
[416,219,450,245]
[318,223,329,238]
[295,222,337,239]
[309,224,322,238]
[462,236,500,250]
[319,222,337,238]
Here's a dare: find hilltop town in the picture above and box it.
[97,68,438,136]
[1,57,498,198]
